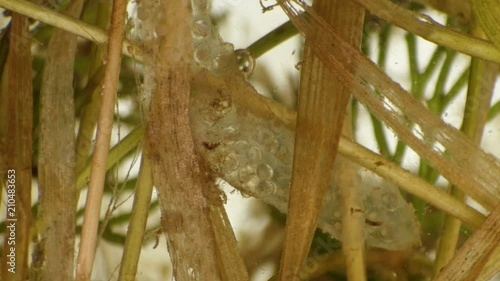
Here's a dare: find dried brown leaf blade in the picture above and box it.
[1,13,33,281]
[279,0,366,280]
[208,196,250,281]
[477,245,500,281]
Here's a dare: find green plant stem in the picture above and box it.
[74,65,105,116]
[415,49,456,198]
[434,204,500,281]
[487,100,500,120]
[370,23,391,158]
[77,126,144,189]
[75,224,159,245]
[247,20,298,59]
[406,33,421,96]
[118,147,154,281]
[413,48,456,220]
[391,33,445,164]
[416,55,469,182]
[421,46,446,85]
[442,67,470,106]
[427,49,456,115]
[412,50,456,217]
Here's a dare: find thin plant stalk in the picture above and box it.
[76,0,112,174]
[247,20,298,59]
[118,145,153,281]
[75,0,128,278]
[77,126,144,190]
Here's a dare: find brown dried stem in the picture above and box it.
[37,0,84,279]
[75,0,128,278]
[145,0,223,280]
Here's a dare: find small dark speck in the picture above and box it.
[350,207,364,214]
[365,219,383,226]
[202,142,220,150]
[374,161,383,166]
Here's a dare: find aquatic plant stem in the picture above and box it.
[75,0,128,278]
[247,20,298,59]
[434,24,498,274]
[118,146,153,281]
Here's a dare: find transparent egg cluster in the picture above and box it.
[188,0,419,250]
[191,0,235,73]
[190,76,420,250]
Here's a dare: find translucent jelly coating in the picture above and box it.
[189,73,420,250]
[187,0,419,250]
